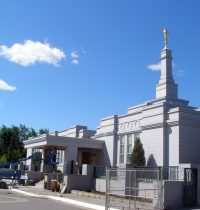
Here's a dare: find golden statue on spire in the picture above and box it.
[161,28,168,49]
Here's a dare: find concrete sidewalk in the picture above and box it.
[9,185,154,210]
[8,185,200,210]
[10,186,115,210]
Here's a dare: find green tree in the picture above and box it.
[18,124,31,141]
[0,125,25,162]
[130,138,146,166]
[19,124,50,141]
[28,128,38,138]
[39,128,49,135]
[0,124,49,163]
[0,154,7,164]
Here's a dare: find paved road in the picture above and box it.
[0,192,87,210]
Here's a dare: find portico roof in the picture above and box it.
[24,133,104,149]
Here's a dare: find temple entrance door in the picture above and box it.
[91,154,97,164]
[82,152,90,164]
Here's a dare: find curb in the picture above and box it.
[11,189,118,210]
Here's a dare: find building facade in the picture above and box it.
[25,44,200,172]
[95,46,200,167]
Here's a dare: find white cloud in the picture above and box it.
[71,59,79,65]
[70,50,79,65]
[147,61,185,77]
[0,79,16,91]
[0,40,66,66]
[71,51,79,59]
[147,62,161,71]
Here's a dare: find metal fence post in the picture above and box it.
[157,168,163,210]
[105,167,109,210]
[134,169,136,210]
[128,170,131,210]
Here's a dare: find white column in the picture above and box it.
[124,135,128,164]
[26,148,33,171]
[40,148,45,172]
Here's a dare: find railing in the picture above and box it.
[159,166,184,181]
[94,165,184,181]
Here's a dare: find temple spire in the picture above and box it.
[156,29,178,99]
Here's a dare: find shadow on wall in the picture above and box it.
[103,144,111,166]
[147,154,157,167]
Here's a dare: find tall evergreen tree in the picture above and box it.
[130,138,146,166]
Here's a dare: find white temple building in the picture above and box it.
[24,35,200,173]
[95,46,200,167]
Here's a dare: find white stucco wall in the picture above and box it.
[179,108,200,164]
[168,125,179,166]
[141,127,164,166]
[95,115,118,166]
[96,135,115,166]
[179,125,200,164]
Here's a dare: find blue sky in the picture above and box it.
[0,0,200,131]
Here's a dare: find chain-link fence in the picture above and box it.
[105,168,163,210]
